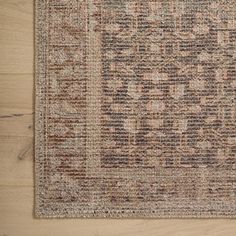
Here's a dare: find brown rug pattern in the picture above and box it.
[35,0,236,218]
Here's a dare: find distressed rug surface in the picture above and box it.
[35,0,236,218]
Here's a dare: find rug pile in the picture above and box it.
[35,0,236,218]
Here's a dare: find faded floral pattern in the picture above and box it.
[36,0,236,217]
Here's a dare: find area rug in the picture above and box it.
[35,0,236,218]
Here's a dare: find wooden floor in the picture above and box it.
[0,1,236,235]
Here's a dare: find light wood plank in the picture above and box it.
[1,186,236,236]
[0,107,33,137]
[0,73,33,136]
[0,74,33,110]
[0,136,33,186]
[0,0,33,73]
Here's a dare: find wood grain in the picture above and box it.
[0,0,34,73]
[0,0,236,235]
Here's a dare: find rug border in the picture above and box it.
[34,0,49,218]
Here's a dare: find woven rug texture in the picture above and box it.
[35,0,236,218]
